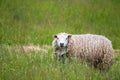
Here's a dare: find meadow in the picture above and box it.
[0,0,120,80]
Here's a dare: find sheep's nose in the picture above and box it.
[60,43,64,47]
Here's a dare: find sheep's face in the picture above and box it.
[54,33,71,48]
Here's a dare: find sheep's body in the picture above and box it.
[52,33,114,70]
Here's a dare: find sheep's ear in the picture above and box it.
[53,35,57,38]
[68,35,72,39]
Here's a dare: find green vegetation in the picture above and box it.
[0,0,120,48]
[0,46,120,80]
[0,0,120,80]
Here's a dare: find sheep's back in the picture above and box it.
[68,34,113,59]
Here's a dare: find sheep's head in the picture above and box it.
[54,33,71,48]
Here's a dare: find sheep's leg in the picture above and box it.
[100,63,110,79]
[103,63,110,78]
[54,52,58,60]
[53,52,62,63]
[53,52,65,63]
[60,55,65,64]
[66,52,72,63]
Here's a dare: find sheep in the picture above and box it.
[52,32,114,71]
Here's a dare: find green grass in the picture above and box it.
[0,0,120,48]
[0,46,120,80]
[0,0,120,80]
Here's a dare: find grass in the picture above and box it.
[0,0,120,48]
[0,0,120,80]
[0,46,120,80]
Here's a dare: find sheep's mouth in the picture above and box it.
[60,45,64,47]
[58,45,64,48]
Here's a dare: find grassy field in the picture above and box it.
[0,0,120,80]
[0,45,120,80]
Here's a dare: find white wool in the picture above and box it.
[52,33,114,70]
